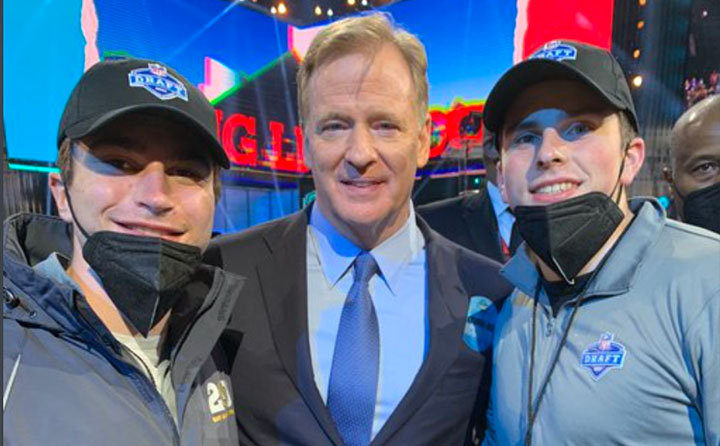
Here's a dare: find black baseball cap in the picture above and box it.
[483,40,639,138]
[58,57,230,168]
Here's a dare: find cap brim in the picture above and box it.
[483,58,628,135]
[63,104,230,169]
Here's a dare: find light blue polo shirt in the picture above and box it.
[306,203,427,439]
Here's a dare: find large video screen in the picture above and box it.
[4,0,613,172]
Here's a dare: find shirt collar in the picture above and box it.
[309,203,425,294]
[501,197,664,299]
[486,181,509,216]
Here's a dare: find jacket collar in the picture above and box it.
[3,213,72,266]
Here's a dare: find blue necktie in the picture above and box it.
[327,251,380,446]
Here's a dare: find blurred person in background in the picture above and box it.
[418,125,521,263]
[668,95,720,233]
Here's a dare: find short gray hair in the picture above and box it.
[297,12,429,126]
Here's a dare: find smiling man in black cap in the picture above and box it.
[3,58,242,445]
[481,41,720,445]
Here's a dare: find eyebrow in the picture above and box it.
[680,152,720,167]
[87,137,211,166]
[504,107,614,135]
[87,135,138,150]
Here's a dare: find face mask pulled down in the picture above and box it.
[63,183,202,337]
[83,231,202,336]
[514,192,624,284]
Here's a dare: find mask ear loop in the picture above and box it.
[550,143,629,287]
[609,144,629,206]
[62,142,92,240]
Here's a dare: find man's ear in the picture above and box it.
[416,113,432,169]
[621,137,646,187]
[302,129,313,170]
[49,173,73,223]
[497,160,510,203]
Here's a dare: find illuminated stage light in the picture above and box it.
[314,5,322,15]
[278,2,287,14]
[328,8,334,16]
[633,49,641,58]
[702,10,708,18]
[638,0,646,6]
[637,20,645,29]
[348,0,356,5]
[270,6,277,14]
[632,75,643,87]
[362,0,369,5]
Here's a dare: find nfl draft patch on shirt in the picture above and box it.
[580,332,626,380]
[463,296,497,353]
[531,41,578,62]
[128,63,189,101]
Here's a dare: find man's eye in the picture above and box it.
[510,133,538,147]
[564,122,591,140]
[693,161,719,176]
[319,122,347,133]
[167,164,209,181]
[374,122,399,132]
[102,158,136,173]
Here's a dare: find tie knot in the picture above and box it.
[353,252,378,285]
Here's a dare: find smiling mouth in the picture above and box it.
[533,182,578,195]
[341,179,383,188]
[115,222,184,238]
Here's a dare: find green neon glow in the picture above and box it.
[8,163,60,173]
[210,52,293,106]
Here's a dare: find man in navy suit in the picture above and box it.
[418,126,521,263]
[207,12,511,446]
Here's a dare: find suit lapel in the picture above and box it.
[256,209,343,445]
[372,220,468,445]
[461,188,504,262]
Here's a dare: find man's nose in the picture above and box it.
[133,162,174,214]
[344,126,378,171]
[535,128,568,169]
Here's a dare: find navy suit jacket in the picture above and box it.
[417,187,520,264]
[205,207,512,446]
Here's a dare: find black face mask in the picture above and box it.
[82,231,202,337]
[514,192,624,284]
[682,182,720,234]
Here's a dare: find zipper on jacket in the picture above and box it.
[71,312,181,446]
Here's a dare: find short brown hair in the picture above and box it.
[57,138,223,201]
[618,111,638,151]
[297,12,429,126]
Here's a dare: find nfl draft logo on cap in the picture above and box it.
[128,63,189,101]
[530,41,578,62]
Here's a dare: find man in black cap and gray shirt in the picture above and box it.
[481,40,719,445]
[3,57,242,445]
